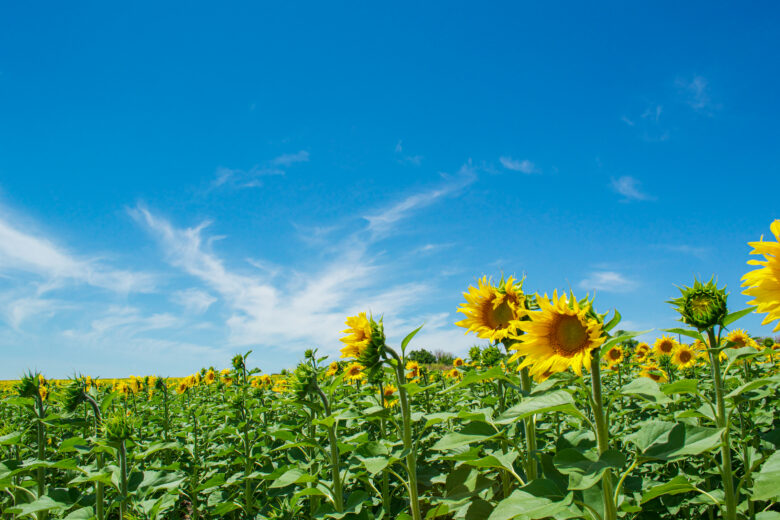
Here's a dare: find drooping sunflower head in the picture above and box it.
[508,290,606,380]
[654,336,678,357]
[671,344,698,369]
[669,278,729,331]
[291,363,319,400]
[640,363,669,383]
[605,346,624,366]
[742,220,780,332]
[455,275,527,342]
[725,329,759,349]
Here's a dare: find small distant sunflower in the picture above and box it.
[508,290,605,380]
[340,312,373,359]
[344,362,365,383]
[176,380,189,394]
[671,343,698,369]
[456,276,526,342]
[742,220,780,332]
[654,336,678,357]
[445,368,462,380]
[725,329,759,349]
[640,363,668,383]
[605,346,623,366]
[634,343,651,363]
[406,360,421,380]
[325,361,339,377]
[382,384,398,407]
[453,357,465,368]
[204,370,216,385]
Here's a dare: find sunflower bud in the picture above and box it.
[103,412,135,442]
[232,354,245,371]
[291,363,319,400]
[669,278,728,330]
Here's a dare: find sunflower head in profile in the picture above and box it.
[405,360,421,381]
[605,346,624,366]
[508,290,605,380]
[456,275,527,342]
[671,343,698,369]
[640,363,669,383]
[340,312,386,371]
[654,336,678,357]
[742,220,780,332]
[669,278,729,331]
[725,329,759,349]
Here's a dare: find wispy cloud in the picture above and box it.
[363,163,476,236]
[579,271,638,293]
[213,150,309,189]
[0,210,155,294]
[656,244,710,260]
[610,176,654,202]
[171,288,217,314]
[499,156,538,174]
[394,140,423,166]
[676,75,716,113]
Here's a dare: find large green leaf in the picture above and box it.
[495,391,585,425]
[431,421,499,451]
[753,451,780,501]
[627,420,723,461]
[553,448,625,490]
[488,490,577,520]
[620,378,670,404]
[640,476,717,505]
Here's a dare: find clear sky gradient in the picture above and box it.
[1,2,778,378]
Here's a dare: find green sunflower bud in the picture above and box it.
[103,412,135,442]
[669,278,728,330]
[231,354,245,370]
[63,380,87,413]
[16,372,41,400]
[291,363,319,400]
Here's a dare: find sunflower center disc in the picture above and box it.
[554,315,588,354]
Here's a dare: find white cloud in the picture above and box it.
[0,210,155,294]
[676,76,714,113]
[394,140,422,166]
[610,176,654,202]
[499,156,537,174]
[579,271,638,293]
[172,288,217,314]
[657,244,710,259]
[213,150,309,188]
[364,163,476,236]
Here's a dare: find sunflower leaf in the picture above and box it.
[400,324,424,355]
[721,307,755,327]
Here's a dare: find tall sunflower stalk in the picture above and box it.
[340,313,423,520]
[670,279,736,520]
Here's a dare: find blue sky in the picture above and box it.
[1,2,778,378]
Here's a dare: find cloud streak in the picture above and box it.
[213,150,310,189]
[610,176,654,202]
[579,271,638,293]
[499,156,538,174]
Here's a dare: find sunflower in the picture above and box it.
[640,363,668,383]
[382,384,398,407]
[340,312,373,359]
[176,380,189,394]
[204,370,216,385]
[445,368,462,380]
[742,220,780,332]
[272,378,288,393]
[38,385,48,400]
[605,346,623,366]
[406,360,421,380]
[344,362,365,383]
[671,343,698,369]
[456,276,526,342]
[508,290,605,380]
[325,361,339,377]
[634,342,651,363]
[453,357,465,367]
[654,336,678,357]
[725,329,759,349]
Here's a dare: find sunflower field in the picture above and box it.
[1,222,779,520]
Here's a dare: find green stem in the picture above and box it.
[519,368,538,481]
[386,346,423,520]
[316,387,343,512]
[707,328,737,520]
[35,395,47,520]
[590,351,616,520]
[119,440,128,520]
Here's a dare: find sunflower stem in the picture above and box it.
[706,328,737,520]
[590,351,616,520]
[386,345,423,520]
[519,368,538,481]
[315,386,344,513]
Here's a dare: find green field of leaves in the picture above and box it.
[1,221,780,520]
